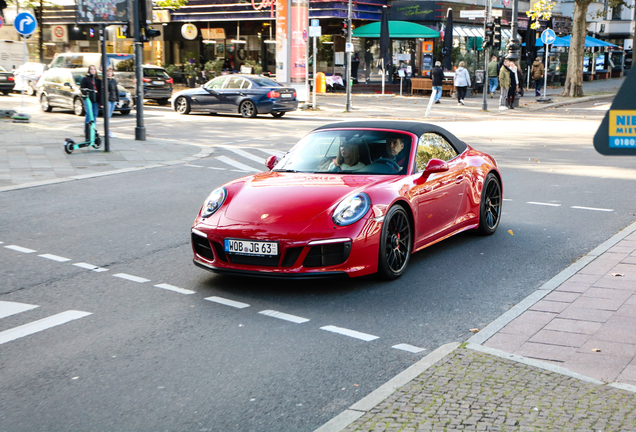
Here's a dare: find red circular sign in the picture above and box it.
[54,26,65,38]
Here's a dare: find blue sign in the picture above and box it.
[15,12,37,36]
[311,19,319,27]
[541,29,556,45]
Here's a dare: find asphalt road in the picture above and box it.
[2,97,635,431]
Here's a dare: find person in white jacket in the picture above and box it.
[453,61,471,106]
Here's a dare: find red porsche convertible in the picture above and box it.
[191,121,502,279]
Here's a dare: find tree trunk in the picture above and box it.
[561,0,593,97]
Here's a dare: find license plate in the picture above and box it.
[0,77,6,81]
[117,100,124,108]
[281,93,292,98]
[152,81,163,85]
[224,238,278,257]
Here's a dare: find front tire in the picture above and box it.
[156,98,169,106]
[64,139,74,154]
[175,96,190,114]
[377,206,412,280]
[477,173,502,235]
[41,94,52,112]
[73,97,85,116]
[240,100,257,118]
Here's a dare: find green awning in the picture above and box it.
[352,21,440,38]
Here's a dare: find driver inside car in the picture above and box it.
[376,137,407,170]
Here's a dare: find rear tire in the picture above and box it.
[64,139,74,154]
[156,98,169,106]
[74,97,85,116]
[26,83,35,96]
[94,134,102,149]
[120,109,131,115]
[271,111,285,118]
[41,94,52,112]
[175,96,190,114]
[477,173,502,235]
[1,90,9,96]
[377,206,412,280]
[240,100,257,118]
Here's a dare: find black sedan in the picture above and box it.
[0,66,16,95]
[171,74,298,118]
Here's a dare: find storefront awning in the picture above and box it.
[352,20,440,38]
[453,25,519,40]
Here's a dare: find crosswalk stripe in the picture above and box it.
[221,147,266,164]
[216,155,260,172]
[0,301,39,319]
[254,148,286,157]
[320,325,379,341]
[0,311,92,345]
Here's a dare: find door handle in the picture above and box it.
[455,175,464,184]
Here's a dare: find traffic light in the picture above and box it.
[340,20,348,37]
[493,17,502,50]
[142,26,161,40]
[138,0,161,41]
[485,21,495,48]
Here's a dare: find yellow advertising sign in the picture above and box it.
[609,110,636,148]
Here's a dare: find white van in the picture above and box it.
[48,52,135,92]
[0,40,25,72]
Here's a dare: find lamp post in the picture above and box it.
[345,0,352,112]
[507,0,521,60]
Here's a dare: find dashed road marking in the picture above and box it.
[73,262,109,272]
[39,254,71,262]
[113,273,150,283]
[571,206,614,212]
[320,325,379,342]
[205,296,250,309]
[5,245,36,253]
[259,310,310,324]
[185,164,205,168]
[393,343,426,353]
[0,310,92,345]
[154,283,195,295]
[526,202,562,207]
[216,155,260,172]
[0,301,39,319]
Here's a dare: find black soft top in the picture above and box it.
[313,121,467,154]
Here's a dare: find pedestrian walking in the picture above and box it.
[80,65,101,140]
[507,59,520,109]
[531,57,545,96]
[498,58,511,110]
[453,61,470,106]
[431,61,444,104]
[106,67,119,138]
[487,55,499,98]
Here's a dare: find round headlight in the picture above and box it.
[201,187,227,218]
[333,193,371,226]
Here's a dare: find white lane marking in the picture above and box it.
[0,301,39,319]
[392,343,426,353]
[185,164,205,168]
[571,206,614,212]
[503,199,513,201]
[0,241,3,244]
[320,325,379,342]
[230,169,250,173]
[0,311,92,345]
[254,148,286,157]
[216,155,260,172]
[258,310,309,324]
[205,296,250,309]
[221,147,266,164]
[208,167,227,170]
[73,262,109,272]
[113,273,150,283]
[5,245,36,253]
[154,283,195,295]
[39,254,71,262]
[526,202,562,207]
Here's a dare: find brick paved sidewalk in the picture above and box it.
[317,221,636,432]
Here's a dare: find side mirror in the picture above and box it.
[265,155,279,171]
[423,158,449,174]
[63,82,72,87]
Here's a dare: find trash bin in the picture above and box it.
[315,72,326,93]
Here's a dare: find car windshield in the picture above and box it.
[144,68,170,78]
[250,76,282,87]
[274,130,413,175]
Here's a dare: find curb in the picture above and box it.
[528,93,615,111]
[0,144,214,193]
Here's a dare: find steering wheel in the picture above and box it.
[374,158,400,172]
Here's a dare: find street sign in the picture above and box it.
[345,42,354,53]
[308,26,321,37]
[594,71,636,155]
[311,19,319,27]
[460,10,485,19]
[14,12,37,37]
[491,9,503,17]
[540,28,556,45]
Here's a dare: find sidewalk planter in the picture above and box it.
[187,77,196,88]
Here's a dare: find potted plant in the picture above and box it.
[183,59,200,87]
[204,59,225,79]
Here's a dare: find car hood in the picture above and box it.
[222,171,382,224]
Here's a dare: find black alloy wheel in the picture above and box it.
[40,94,52,112]
[477,173,502,235]
[74,97,85,116]
[175,96,190,114]
[240,100,257,118]
[378,205,412,280]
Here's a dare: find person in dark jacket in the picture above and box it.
[105,67,119,137]
[507,59,520,109]
[80,65,101,139]
[431,61,444,104]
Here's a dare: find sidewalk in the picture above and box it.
[317,221,636,432]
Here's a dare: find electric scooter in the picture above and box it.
[64,89,101,154]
